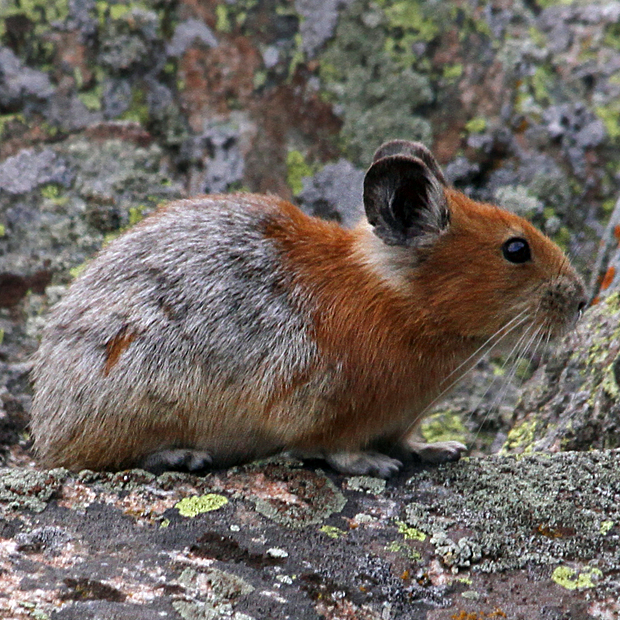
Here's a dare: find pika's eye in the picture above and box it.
[502,237,531,264]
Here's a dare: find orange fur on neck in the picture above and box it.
[264,198,477,450]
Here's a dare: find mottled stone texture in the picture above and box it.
[1,0,620,617]
[1,455,619,619]
[505,292,620,455]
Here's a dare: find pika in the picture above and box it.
[30,140,586,477]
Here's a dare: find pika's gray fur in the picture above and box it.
[31,196,320,469]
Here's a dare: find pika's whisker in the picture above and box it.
[408,312,532,438]
[465,321,535,421]
[440,308,532,386]
[470,323,543,447]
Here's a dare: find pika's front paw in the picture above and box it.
[406,440,467,464]
[139,449,212,474]
[325,451,403,478]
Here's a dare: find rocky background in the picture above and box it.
[2,0,620,618]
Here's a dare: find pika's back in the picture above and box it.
[41,195,315,366]
[31,195,321,469]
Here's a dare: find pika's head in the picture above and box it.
[363,140,586,344]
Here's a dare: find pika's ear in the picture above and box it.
[372,140,447,187]
[363,155,450,247]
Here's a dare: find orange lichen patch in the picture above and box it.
[116,491,178,524]
[536,523,575,538]
[452,612,484,620]
[600,265,616,291]
[104,326,137,375]
[451,610,507,620]
[85,121,153,147]
[178,37,261,130]
[53,31,93,85]
[614,224,620,244]
[591,295,600,305]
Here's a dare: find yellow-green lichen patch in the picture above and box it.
[320,525,346,539]
[552,225,571,251]
[288,33,306,80]
[379,0,440,44]
[176,494,228,517]
[601,363,620,399]
[530,65,554,105]
[215,4,232,32]
[596,102,620,142]
[500,418,538,455]
[109,3,132,20]
[604,20,620,50]
[212,0,257,33]
[396,520,426,541]
[385,540,422,562]
[0,224,5,237]
[0,0,70,37]
[69,260,90,279]
[121,87,150,125]
[40,184,68,206]
[78,87,104,112]
[465,117,487,134]
[600,521,614,535]
[551,565,602,590]
[420,411,468,445]
[443,64,463,81]
[286,150,314,195]
[528,25,547,48]
[128,204,149,226]
[0,113,25,137]
[455,576,473,585]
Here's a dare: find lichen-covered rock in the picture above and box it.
[1,454,619,619]
[0,46,54,108]
[297,158,364,227]
[504,292,620,455]
[0,148,73,195]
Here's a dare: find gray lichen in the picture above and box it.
[0,467,68,512]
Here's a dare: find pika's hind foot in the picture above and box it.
[324,451,403,478]
[406,440,467,464]
[139,449,212,474]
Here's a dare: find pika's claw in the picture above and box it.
[139,449,212,474]
[406,440,467,464]
[325,451,403,478]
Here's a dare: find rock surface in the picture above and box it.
[505,291,620,455]
[1,453,619,619]
[1,0,620,617]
